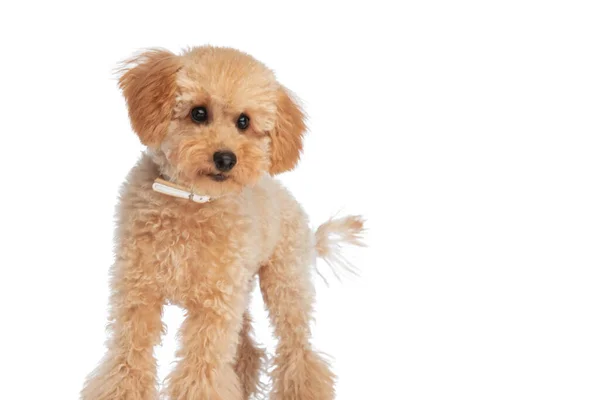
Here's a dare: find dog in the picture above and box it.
[81,46,364,400]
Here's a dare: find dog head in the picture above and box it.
[118,46,305,196]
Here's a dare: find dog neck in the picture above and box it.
[152,176,213,204]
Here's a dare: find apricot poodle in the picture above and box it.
[81,46,364,400]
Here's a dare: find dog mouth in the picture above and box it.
[207,173,229,182]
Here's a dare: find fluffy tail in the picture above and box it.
[314,215,366,282]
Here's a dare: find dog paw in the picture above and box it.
[81,360,158,400]
[164,364,241,400]
[271,349,336,400]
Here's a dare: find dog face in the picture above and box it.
[118,47,305,196]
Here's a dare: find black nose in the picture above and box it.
[213,151,237,172]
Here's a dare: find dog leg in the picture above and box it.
[81,276,164,400]
[234,311,266,400]
[259,234,336,400]
[164,288,247,400]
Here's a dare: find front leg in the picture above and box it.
[81,258,164,400]
[165,274,249,400]
[259,227,335,400]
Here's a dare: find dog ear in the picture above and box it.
[118,49,181,147]
[268,86,307,175]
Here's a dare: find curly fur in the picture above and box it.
[81,46,364,400]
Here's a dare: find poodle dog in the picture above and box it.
[81,46,364,400]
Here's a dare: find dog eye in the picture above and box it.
[236,114,250,130]
[191,106,208,123]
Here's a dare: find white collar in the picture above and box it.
[152,177,212,204]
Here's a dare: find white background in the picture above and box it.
[1,1,598,399]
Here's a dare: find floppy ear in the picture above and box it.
[118,49,181,147]
[268,86,307,175]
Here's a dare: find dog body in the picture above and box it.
[82,46,363,400]
[118,154,308,308]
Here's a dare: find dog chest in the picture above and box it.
[139,206,256,304]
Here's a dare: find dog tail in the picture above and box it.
[314,215,366,282]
